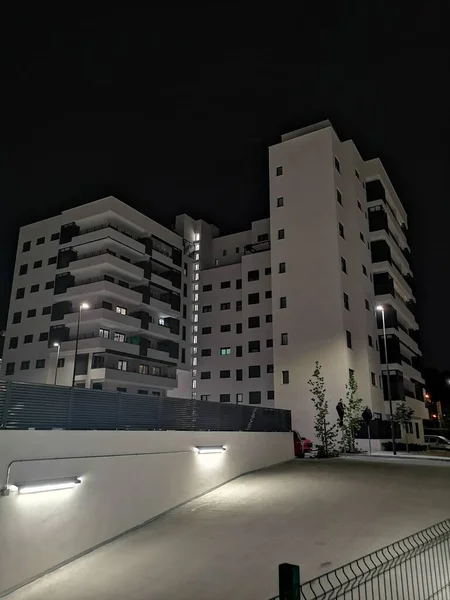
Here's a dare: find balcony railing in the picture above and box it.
[76,222,142,242]
[107,365,176,379]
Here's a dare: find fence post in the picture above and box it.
[279,563,300,600]
[67,386,74,429]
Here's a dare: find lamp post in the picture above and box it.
[72,303,89,387]
[53,342,60,385]
[377,305,396,455]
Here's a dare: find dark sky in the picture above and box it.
[1,5,448,369]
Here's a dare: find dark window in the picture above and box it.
[248,316,260,328]
[220,324,231,332]
[258,233,269,242]
[220,394,231,403]
[268,390,275,400]
[184,262,188,276]
[276,166,283,176]
[337,189,342,205]
[136,388,147,394]
[182,325,186,341]
[362,264,367,276]
[236,300,242,311]
[335,157,340,173]
[201,348,211,357]
[27,309,36,318]
[42,306,51,315]
[22,241,31,252]
[266,338,273,348]
[248,270,259,282]
[19,264,28,275]
[265,290,272,299]
[45,281,55,290]
[236,246,239,253]
[236,369,243,381]
[248,293,260,305]
[267,364,274,373]
[36,359,46,368]
[249,365,261,378]
[48,256,57,265]
[279,262,286,274]
[51,232,60,241]
[221,281,231,289]
[365,299,370,311]
[12,311,22,324]
[57,358,65,368]
[343,293,349,311]
[21,361,30,370]
[371,372,376,386]
[266,314,273,323]
[248,340,260,353]
[33,260,42,269]
[278,229,285,240]
[355,169,360,180]
[282,370,289,384]
[183,283,187,297]
[280,296,287,309]
[203,284,212,292]
[6,362,15,375]
[281,333,288,346]
[202,305,212,313]
[220,302,231,310]
[220,370,231,378]
[201,371,211,380]
[341,257,347,274]
[181,348,186,363]
[277,197,284,207]
[92,354,105,369]
[39,332,49,341]
[368,335,373,347]
[202,326,212,334]
[236,345,243,357]
[222,249,227,256]
[9,337,18,349]
[249,391,261,404]
[16,287,25,300]
[200,394,210,401]
[236,323,242,334]
[265,267,271,275]
[360,232,365,243]
[339,222,345,239]
[236,279,242,290]
[357,199,362,211]
[183,305,187,318]
[24,334,33,344]
[30,284,39,293]
[346,330,352,349]
[117,387,127,393]
[349,368,355,378]
[36,236,45,245]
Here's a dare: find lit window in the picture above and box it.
[195,243,200,251]
[194,273,199,281]
[194,233,200,242]
[192,357,197,366]
[117,360,128,371]
[193,314,198,322]
[116,306,127,316]
[194,283,199,291]
[193,325,198,332]
[194,293,199,301]
[99,328,110,339]
[194,263,199,271]
[114,332,126,343]
[193,336,198,344]
[139,364,149,375]
[192,379,197,388]
[192,369,197,377]
[195,253,200,261]
[220,347,231,355]
[158,317,165,326]
[194,304,199,312]
[192,346,198,354]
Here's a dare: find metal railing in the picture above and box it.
[269,519,450,600]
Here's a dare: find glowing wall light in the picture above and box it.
[16,477,81,495]
[196,446,226,454]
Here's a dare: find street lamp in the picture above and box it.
[72,302,89,387]
[53,342,60,385]
[377,305,396,455]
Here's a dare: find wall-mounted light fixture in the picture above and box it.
[196,446,226,454]
[13,477,81,495]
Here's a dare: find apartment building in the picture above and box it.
[0,197,193,396]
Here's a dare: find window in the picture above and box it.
[248,316,260,328]
[201,371,211,379]
[51,232,60,241]
[201,348,211,357]
[30,284,39,293]
[277,197,284,207]
[39,332,48,342]
[341,257,347,274]
[279,262,286,274]
[48,256,57,266]
[248,270,259,282]
[220,394,231,403]
[236,246,239,254]
[266,339,273,348]
[265,267,271,275]
[220,370,231,378]
[357,199,362,211]
[365,299,370,311]
[349,368,355,379]
[8,336,18,350]
[249,391,262,404]
[376,340,379,352]
[236,300,242,311]
[33,260,42,269]
[181,348,186,363]
[265,290,272,299]
[249,365,261,378]
[200,395,210,401]
[222,249,227,256]
[21,361,30,370]
[24,334,33,344]
[12,312,22,324]
[268,390,275,400]
[220,302,231,310]
[360,232,365,243]
[220,324,231,332]
[236,345,243,357]
[371,372,376,386]
[267,364,274,373]
[36,236,45,245]
[6,362,15,375]
[266,314,273,323]
[280,296,287,309]
[26,309,36,318]
[248,293,260,305]
[138,364,149,375]
[221,281,231,289]
[336,189,343,205]
[42,305,51,315]
[202,326,212,334]
[182,326,186,341]
[248,340,260,353]
[99,328,110,339]
[19,264,28,275]
[236,393,243,403]
[258,233,269,242]
[36,359,46,369]
[220,347,231,355]
[203,284,212,292]
[334,157,340,173]
[355,169,360,181]
[22,241,31,252]
[282,370,289,384]
[339,222,345,239]
[57,357,65,368]
[278,229,285,240]
[276,166,283,176]
[346,330,352,349]
[14,288,26,303]
[236,323,242,334]
[116,306,127,315]
[114,332,125,342]
[183,305,187,319]
[117,360,128,371]
[45,281,55,290]
[117,387,127,393]
[368,335,373,347]
[281,333,288,346]
[362,264,367,276]
[236,369,243,381]
[343,293,349,311]
[202,305,212,313]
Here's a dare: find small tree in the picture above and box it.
[394,402,415,452]
[343,373,364,453]
[308,362,338,457]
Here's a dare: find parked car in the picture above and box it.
[424,435,450,451]
[293,431,314,457]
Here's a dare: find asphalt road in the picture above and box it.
[8,457,450,600]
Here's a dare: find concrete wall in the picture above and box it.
[0,430,293,596]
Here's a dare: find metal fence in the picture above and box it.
[0,380,291,432]
[270,519,450,600]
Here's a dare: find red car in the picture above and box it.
[293,431,313,457]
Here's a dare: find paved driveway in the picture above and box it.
[8,457,450,600]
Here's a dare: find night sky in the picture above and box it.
[1,6,448,369]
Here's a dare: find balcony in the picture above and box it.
[63,307,141,332]
[61,224,146,256]
[104,367,176,389]
[65,251,144,281]
[56,278,143,306]
[59,335,141,356]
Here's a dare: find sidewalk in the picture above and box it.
[344,451,450,463]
